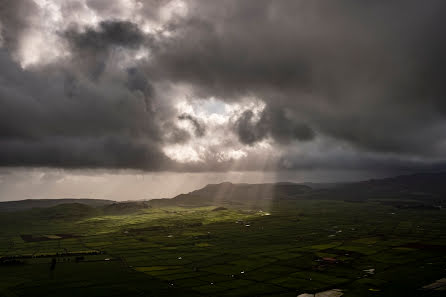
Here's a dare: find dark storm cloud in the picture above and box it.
[126,67,154,112]
[178,113,206,137]
[1,0,446,173]
[0,48,171,170]
[261,107,314,144]
[146,0,446,157]
[234,107,315,145]
[0,136,170,170]
[66,20,145,50]
[65,20,148,79]
[234,110,269,145]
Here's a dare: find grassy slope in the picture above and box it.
[0,200,445,297]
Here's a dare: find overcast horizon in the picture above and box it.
[1,168,405,202]
[1,1,446,201]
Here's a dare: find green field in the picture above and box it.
[0,200,445,297]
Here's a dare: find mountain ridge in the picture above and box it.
[1,172,445,211]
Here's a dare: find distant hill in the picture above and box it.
[1,172,445,212]
[148,172,446,207]
[311,172,446,202]
[0,198,114,212]
[148,182,312,207]
[103,201,151,214]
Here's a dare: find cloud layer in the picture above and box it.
[1,0,446,174]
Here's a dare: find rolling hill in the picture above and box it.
[1,172,445,212]
[0,198,114,212]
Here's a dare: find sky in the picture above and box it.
[1,0,446,201]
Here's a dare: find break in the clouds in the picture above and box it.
[1,0,446,174]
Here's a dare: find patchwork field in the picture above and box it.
[0,200,445,297]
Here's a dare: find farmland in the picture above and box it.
[0,197,445,297]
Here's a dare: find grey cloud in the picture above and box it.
[178,113,206,137]
[1,0,446,174]
[66,20,145,50]
[0,0,38,52]
[86,0,165,22]
[234,107,314,145]
[261,107,314,144]
[234,110,269,145]
[0,49,170,170]
[0,136,171,170]
[163,124,191,144]
[145,0,446,157]
[65,20,147,79]
[126,67,154,112]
